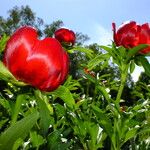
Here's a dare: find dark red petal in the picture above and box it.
[54,28,76,45]
[112,22,119,46]
[117,21,137,35]
[139,23,150,44]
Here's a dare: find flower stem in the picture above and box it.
[116,64,129,105]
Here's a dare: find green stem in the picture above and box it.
[82,142,88,150]
[111,143,117,150]
[116,64,129,106]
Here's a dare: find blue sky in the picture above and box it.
[0,0,150,81]
[1,0,150,44]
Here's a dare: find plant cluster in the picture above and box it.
[0,9,150,150]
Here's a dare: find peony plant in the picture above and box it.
[0,21,150,150]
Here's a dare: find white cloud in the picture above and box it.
[131,65,144,82]
[96,25,112,45]
[87,24,112,45]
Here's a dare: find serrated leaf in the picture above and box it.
[0,111,39,150]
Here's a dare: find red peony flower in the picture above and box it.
[54,28,76,46]
[138,23,150,54]
[3,26,69,91]
[112,21,150,54]
[112,21,140,48]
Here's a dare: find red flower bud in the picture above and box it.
[3,26,69,91]
[112,21,150,54]
[54,28,76,46]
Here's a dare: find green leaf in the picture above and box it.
[138,126,150,135]
[117,46,127,59]
[30,131,45,148]
[126,44,148,61]
[12,138,23,150]
[35,90,54,135]
[124,127,139,144]
[87,123,99,148]
[0,34,9,52]
[87,53,110,70]
[11,95,25,125]
[100,45,112,54]
[100,45,118,61]
[0,111,39,150]
[0,61,15,81]
[134,56,142,66]
[0,61,26,86]
[51,85,75,109]
[47,130,71,150]
[0,97,11,115]
[64,75,81,91]
[68,46,93,58]
[54,103,66,117]
[0,119,9,129]
[91,105,113,138]
[138,56,150,77]
[47,130,60,149]
[129,60,135,73]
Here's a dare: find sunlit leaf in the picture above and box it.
[35,90,54,135]
[0,111,39,150]
[126,44,148,61]
[50,85,75,109]
[11,95,25,125]
[68,46,94,58]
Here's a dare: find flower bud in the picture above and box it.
[54,28,76,46]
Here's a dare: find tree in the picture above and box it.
[0,5,89,44]
[0,6,44,36]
